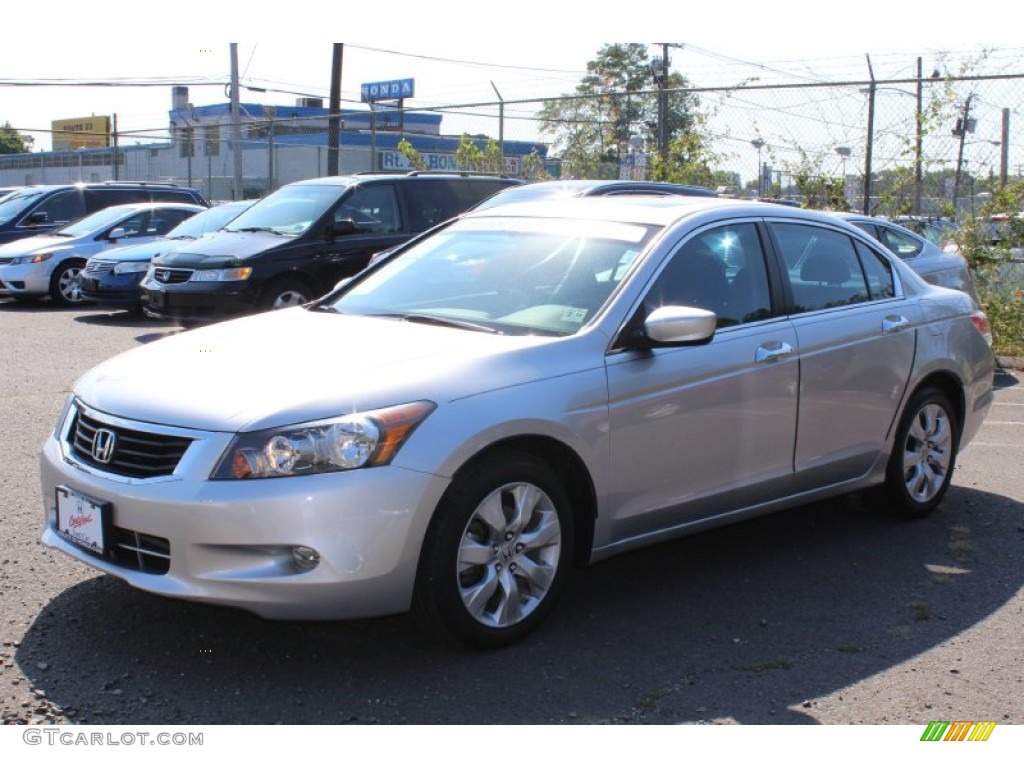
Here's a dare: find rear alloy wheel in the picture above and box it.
[48,260,87,306]
[261,279,312,311]
[415,451,573,648]
[884,387,959,518]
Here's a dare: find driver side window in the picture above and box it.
[644,223,772,328]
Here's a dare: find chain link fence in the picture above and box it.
[2,73,1021,215]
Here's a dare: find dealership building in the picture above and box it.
[0,86,547,199]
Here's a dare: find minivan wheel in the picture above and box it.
[884,387,959,519]
[415,451,574,649]
[260,279,312,311]
[48,260,86,306]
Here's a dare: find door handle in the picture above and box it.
[882,315,910,333]
[755,341,795,363]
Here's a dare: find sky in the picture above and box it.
[4,1,1022,151]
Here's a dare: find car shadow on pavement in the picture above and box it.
[12,485,1023,726]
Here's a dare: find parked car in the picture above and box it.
[0,182,208,246]
[890,216,960,250]
[40,196,995,648]
[139,172,522,325]
[0,202,205,305]
[79,200,255,309]
[472,178,718,211]
[833,213,979,302]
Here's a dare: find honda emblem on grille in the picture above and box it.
[158,270,171,282]
[91,428,117,464]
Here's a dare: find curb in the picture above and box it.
[995,355,1024,372]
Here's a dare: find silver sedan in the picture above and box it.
[39,197,995,648]
[834,212,979,302]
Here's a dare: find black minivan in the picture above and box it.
[140,172,521,324]
[0,182,208,245]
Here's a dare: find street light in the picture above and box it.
[835,146,852,178]
[751,138,765,196]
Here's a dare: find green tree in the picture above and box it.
[538,43,699,179]
[0,122,29,155]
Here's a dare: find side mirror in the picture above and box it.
[107,227,126,241]
[633,305,717,349]
[328,219,356,238]
[26,211,49,226]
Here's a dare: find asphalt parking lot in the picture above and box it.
[1,299,1021,726]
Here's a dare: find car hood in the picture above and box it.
[74,308,593,433]
[0,235,78,256]
[98,237,176,263]
[156,231,292,268]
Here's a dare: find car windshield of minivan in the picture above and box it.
[0,189,46,226]
[327,216,654,336]
[224,185,345,236]
[54,206,134,238]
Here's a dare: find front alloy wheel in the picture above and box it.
[416,451,573,648]
[49,260,86,305]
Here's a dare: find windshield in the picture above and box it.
[166,202,251,239]
[224,184,347,235]
[55,206,136,238]
[0,189,47,226]
[328,216,655,336]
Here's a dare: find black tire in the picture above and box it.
[414,451,574,649]
[48,259,87,306]
[259,278,313,311]
[884,387,959,519]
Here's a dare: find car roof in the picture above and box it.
[463,194,857,230]
[288,173,519,188]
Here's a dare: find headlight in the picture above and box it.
[211,401,436,479]
[11,253,53,265]
[112,261,151,275]
[191,267,253,282]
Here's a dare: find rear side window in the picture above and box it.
[772,223,871,312]
[854,241,896,299]
[400,180,461,231]
[875,224,923,259]
[86,189,148,211]
[336,185,399,234]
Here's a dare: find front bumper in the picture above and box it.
[80,273,145,306]
[140,280,258,323]
[39,404,449,621]
[0,262,52,296]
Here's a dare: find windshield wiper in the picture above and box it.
[372,312,502,335]
[228,226,285,234]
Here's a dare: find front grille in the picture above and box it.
[0,257,13,265]
[83,261,115,276]
[109,527,171,574]
[69,409,192,479]
[152,267,193,284]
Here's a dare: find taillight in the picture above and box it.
[969,310,993,347]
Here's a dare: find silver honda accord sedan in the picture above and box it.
[39,196,995,648]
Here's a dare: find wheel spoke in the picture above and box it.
[458,539,493,567]
[460,566,500,619]
[492,567,523,626]
[513,557,556,593]
[519,509,560,551]
[509,483,543,534]
[473,493,508,538]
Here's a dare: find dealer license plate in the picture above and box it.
[55,486,108,556]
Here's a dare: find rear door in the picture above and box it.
[767,221,916,488]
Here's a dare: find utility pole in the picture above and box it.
[230,44,243,200]
[952,95,972,208]
[914,57,923,216]
[1000,108,1010,186]
[863,55,876,215]
[327,43,343,176]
